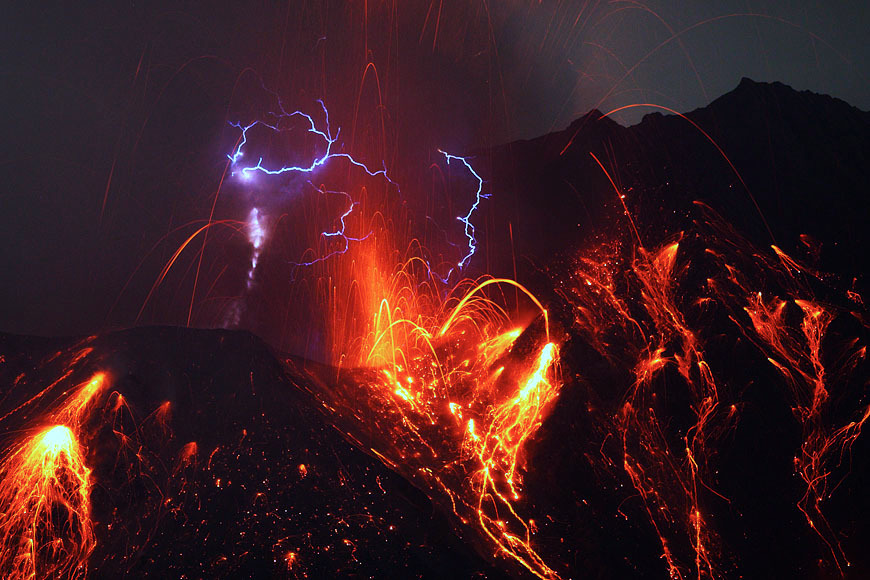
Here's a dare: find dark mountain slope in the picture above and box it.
[480,78,868,285]
[0,327,505,578]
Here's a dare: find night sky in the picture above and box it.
[1,4,869,579]
[1,1,867,337]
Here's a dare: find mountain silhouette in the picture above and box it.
[479,78,868,288]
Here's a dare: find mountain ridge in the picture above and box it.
[473,77,868,289]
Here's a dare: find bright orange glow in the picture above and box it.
[0,426,94,579]
[41,424,75,448]
[289,233,564,577]
[0,373,107,579]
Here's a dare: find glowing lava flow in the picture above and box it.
[559,203,868,578]
[702,216,870,575]
[0,373,106,580]
[291,264,563,578]
[562,239,723,579]
[469,340,559,577]
[222,94,862,579]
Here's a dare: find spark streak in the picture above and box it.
[0,373,106,580]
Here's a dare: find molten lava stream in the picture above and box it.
[558,202,869,578]
[291,270,564,579]
[0,373,106,579]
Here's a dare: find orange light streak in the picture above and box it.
[290,235,564,577]
[0,372,107,579]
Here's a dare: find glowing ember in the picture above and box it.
[291,268,564,577]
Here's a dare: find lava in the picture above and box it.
[558,202,869,578]
[0,373,106,580]
[1,79,867,579]
[291,267,564,578]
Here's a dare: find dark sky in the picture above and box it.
[1,1,867,337]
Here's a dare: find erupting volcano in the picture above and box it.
[2,3,869,579]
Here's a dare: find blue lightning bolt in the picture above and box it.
[227,100,488,281]
[438,149,489,271]
[228,100,396,187]
[228,100,395,267]
[291,185,372,269]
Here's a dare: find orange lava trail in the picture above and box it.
[697,206,868,575]
[622,242,720,579]
[0,373,107,579]
[560,235,734,578]
[293,245,565,578]
[741,292,867,574]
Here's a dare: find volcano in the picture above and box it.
[1,79,868,579]
[0,327,508,578]
[474,77,869,287]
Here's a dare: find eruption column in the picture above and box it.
[246,207,266,289]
